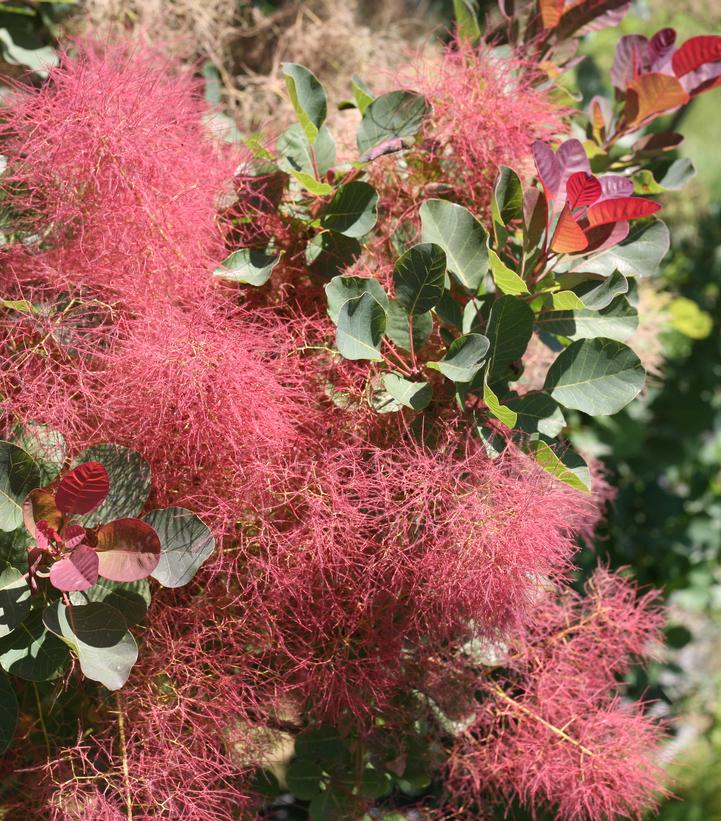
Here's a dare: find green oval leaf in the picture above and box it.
[144,507,215,588]
[0,566,31,639]
[282,63,328,144]
[286,759,325,801]
[488,249,529,295]
[357,90,430,155]
[419,198,489,292]
[428,333,490,383]
[385,300,433,352]
[544,338,646,415]
[70,578,150,627]
[10,424,66,485]
[382,373,433,410]
[486,295,535,383]
[492,165,523,242]
[506,393,566,437]
[276,123,336,177]
[321,181,378,238]
[42,601,136,690]
[213,249,280,286]
[72,445,151,526]
[325,276,389,325]
[335,294,387,362]
[0,609,69,682]
[536,296,638,342]
[0,441,41,532]
[393,243,446,315]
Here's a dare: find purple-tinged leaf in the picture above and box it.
[96,519,161,583]
[61,525,87,551]
[649,28,677,72]
[599,175,634,201]
[49,546,99,592]
[611,34,649,90]
[533,141,560,201]
[582,220,630,254]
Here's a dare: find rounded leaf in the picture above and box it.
[357,90,430,154]
[144,507,215,588]
[0,442,41,532]
[335,293,387,362]
[70,578,150,627]
[544,338,646,415]
[321,181,378,238]
[0,609,69,682]
[96,519,161,582]
[49,545,99,593]
[0,566,31,638]
[55,462,109,516]
[72,445,150,526]
[22,488,62,538]
[393,243,446,315]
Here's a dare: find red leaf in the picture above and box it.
[55,462,110,516]
[61,524,87,550]
[586,197,661,228]
[49,545,99,592]
[672,35,721,78]
[551,205,589,254]
[539,0,564,28]
[96,518,161,582]
[625,73,689,128]
[566,172,602,209]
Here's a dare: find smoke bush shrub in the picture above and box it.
[2,2,721,819]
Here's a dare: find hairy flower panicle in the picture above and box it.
[377,38,568,216]
[445,570,666,820]
[236,434,601,722]
[0,39,235,309]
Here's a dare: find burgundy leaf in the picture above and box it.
[586,197,661,228]
[566,171,602,209]
[96,518,161,582]
[49,545,99,592]
[61,524,87,550]
[55,462,110,516]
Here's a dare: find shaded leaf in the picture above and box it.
[0,671,17,754]
[382,373,433,410]
[282,63,327,143]
[72,445,151,526]
[325,276,389,325]
[70,578,150,628]
[393,243,446,315]
[506,393,566,437]
[144,507,215,589]
[321,181,378,238]
[213,249,280,286]
[385,301,433,352]
[0,609,69,682]
[276,123,336,177]
[357,90,430,154]
[335,293,386,361]
[428,334,490,383]
[536,296,638,341]
[0,442,40,533]
[419,198,489,291]
[0,566,31,639]
[486,296,534,382]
